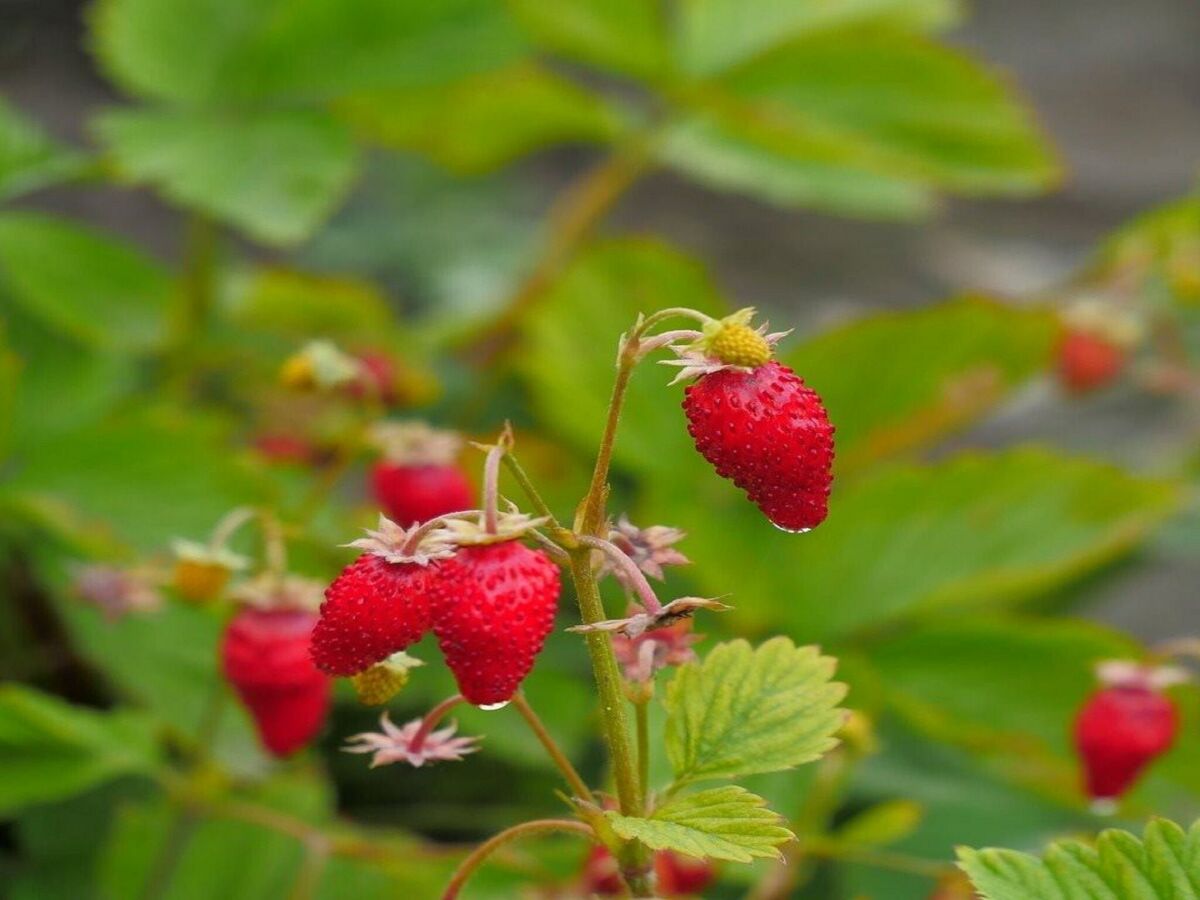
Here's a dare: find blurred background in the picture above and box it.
[1,0,1199,897]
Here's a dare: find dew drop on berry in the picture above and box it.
[479,700,510,711]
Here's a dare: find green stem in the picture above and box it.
[634,699,650,814]
[441,819,593,900]
[511,693,593,803]
[501,454,564,530]
[138,810,199,900]
[286,841,331,900]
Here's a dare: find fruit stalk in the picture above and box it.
[441,819,593,900]
[511,693,593,803]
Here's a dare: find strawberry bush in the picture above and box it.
[2,1,1200,898]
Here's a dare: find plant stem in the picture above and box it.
[138,810,199,900]
[577,535,662,614]
[411,694,466,753]
[441,819,593,900]
[286,840,331,900]
[634,699,650,814]
[511,693,593,803]
[501,454,564,531]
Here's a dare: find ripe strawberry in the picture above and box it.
[684,359,834,532]
[372,462,474,528]
[581,846,714,897]
[1074,663,1180,802]
[430,541,560,707]
[1057,329,1126,393]
[310,553,438,676]
[221,607,330,757]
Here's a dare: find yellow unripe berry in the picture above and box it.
[172,559,233,603]
[352,661,413,705]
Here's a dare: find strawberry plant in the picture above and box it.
[3,1,1200,898]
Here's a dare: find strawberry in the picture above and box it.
[310,553,439,676]
[1074,662,1182,803]
[581,846,714,897]
[430,541,559,707]
[1057,329,1126,393]
[221,607,330,757]
[372,462,474,528]
[684,359,834,532]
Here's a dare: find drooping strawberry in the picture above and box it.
[671,310,833,532]
[221,580,331,757]
[1055,299,1143,394]
[369,422,474,528]
[310,518,457,677]
[1074,661,1184,805]
[430,539,560,707]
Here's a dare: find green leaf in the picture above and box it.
[664,637,846,786]
[227,268,396,341]
[90,0,527,104]
[95,107,358,246]
[607,786,792,863]
[959,817,1200,900]
[836,799,924,847]
[0,97,87,201]
[339,62,626,174]
[663,28,1059,214]
[1094,195,1200,306]
[507,0,669,81]
[0,212,173,351]
[674,0,960,77]
[651,449,1180,639]
[787,296,1056,473]
[516,238,726,483]
[0,684,160,815]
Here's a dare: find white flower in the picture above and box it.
[343,713,480,768]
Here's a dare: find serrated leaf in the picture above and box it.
[507,0,669,82]
[0,212,173,351]
[90,0,527,104]
[0,97,87,201]
[607,786,793,863]
[959,817,1200,900]
[674,0,960,77]
[0,684,160,815]
[339,62,625,175]
[650,449,1180,638]
[664,637,847,786]
[788,297,1056,473]
[95,107,358,246]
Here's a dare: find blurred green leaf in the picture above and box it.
[339,62,626,175]
[673,0,960,78]
[0,212,173,351]
[959,817,1200,900]
[91,0,527,104]
[836,798,924,847]
[1094,194,1200,305]
[607,785,792,862]
[517,238,725,482]
[0,319,16,457]
[664,637,846,786]
[507,0,669,82]
[0,684,159,815]
[663,28,1059,214]
[787,297,1056,473]
[0,97,88,201]
[95,107,358,246]
[652,449,1179,638]
[227,268,396,341]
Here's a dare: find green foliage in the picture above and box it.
[836,799,925,847]
[959,817,1200,900]
[664,637,847,786]
[606,786,793,863]
[0,684,160,815]
[0,212,173,351]
[0,98,87,201]
[96,108,358,245]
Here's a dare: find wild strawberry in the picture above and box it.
[221,606,330,757]
[655,851,715,896]
[369,422,474,527]
[169,539,248,603]
[1074,661,1184,805]
[580,845,624,895]
[1055,299,1143,393]
[310,518,459,676]
[430,540,560,707]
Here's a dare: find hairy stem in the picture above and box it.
[441,819,593,900]
[577,535,662,614]
[635,699,650,814]
[501,454,564,531]
[411,694,466,753]
[512,693,593,803]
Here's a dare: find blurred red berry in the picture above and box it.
[372,462,474,528]
[350,351,398,405]
[1056,329,1127,393]
[580,846,714,897]
[253,432,317,466]
[221,608,330,757]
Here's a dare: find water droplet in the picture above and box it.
[479,700,510,711]
[1089,798,1118,817]
[771,522,812,534]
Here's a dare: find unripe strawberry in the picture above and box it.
[430,541,560,707]
[368,422,474,527]
[684,360,834,532]
[1074,661,1183,804]
[1057,330,1127,393]
[169,540,248,603]
[221,607,330,757]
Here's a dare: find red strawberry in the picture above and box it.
[372,462,474,528]
[310,553,438,676]
[684,359,834,532]
[1074,668,1179,802]
[581,845,624,895]
[430,541,559,707]
[655,851,715,896]
[1057,329,1126,393]
[221,608,330,757]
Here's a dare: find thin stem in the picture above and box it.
[411,694,466,753]
[399,511,480,556]
[482,442,504,535]
[577,535,662,614]
[635,700,650,815]
[511,693,593,802]
[580,355,636,535]
[260,510,288,576]
[502,454,563,530]
[138,810,199,900]
[209,506,255,550]
[442,819,593,900]
[286,841,331,900]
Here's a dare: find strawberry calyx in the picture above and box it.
[1095,659,1190,691]
[280,339,362,391]
[1060,298,1145,348]
[231,572,325,613]
[345,515,463,565]
[440,508,551,546]
[660,308,791,384]
[369,420,463,466]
